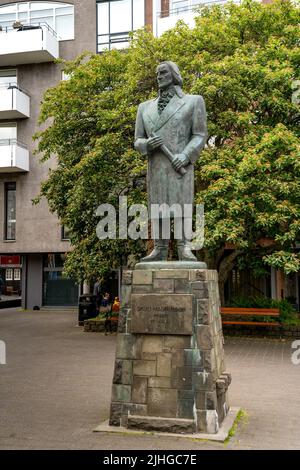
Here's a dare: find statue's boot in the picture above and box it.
[177,240,197,261]
[141,240,168,262]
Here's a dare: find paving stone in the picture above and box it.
[189,270,208,281]
[132,270,153,285]
[109,403,123,426]
[111,384,131,403]
[153,279,174,293]
[171,366,193,390]
[133,360,156,376]
[155,270,189,279]
[196,410,218,433]
[194,371,214,391]
[147,388,178,418]
[132,376,148,404]
[196,325,213,349]
[148,376,172,388]
[131,285,153,293]
[127,415,195,433]
[157,353,172,377]
[177,399,194,419]
[174,279,191,293]
[141,336,163,354]
[116,334,142,360]
[163,336,191,350]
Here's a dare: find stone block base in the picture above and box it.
[109,266,231,434]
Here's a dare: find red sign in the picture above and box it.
[0,255,21,266]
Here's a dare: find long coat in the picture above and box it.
[134,90,207,212]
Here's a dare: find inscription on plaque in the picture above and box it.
[131,294,193,335]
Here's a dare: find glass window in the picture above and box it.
[6,268,13,281]
[133,0,145,29]
[110,0,131,34]
[97,0,145,52]
[61,225,71,240]
[56,14,73,40]
[5,182,16,241]
[0,123,17,141]
[0,70,17,87]
[0,2,74,40]
[14,268,21,280]
[97,2,109,35]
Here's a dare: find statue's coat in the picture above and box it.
[134,90,207,211]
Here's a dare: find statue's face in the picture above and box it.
[156,63,173,90]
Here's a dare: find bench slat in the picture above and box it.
[220,307,279,316]
[222,321,281,326]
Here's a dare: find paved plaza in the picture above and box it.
[0,309,299,450]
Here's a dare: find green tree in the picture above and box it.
[34,0,300,299]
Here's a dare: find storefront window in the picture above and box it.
[42,254,78,306]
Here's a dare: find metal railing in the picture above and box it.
[158,0,240,18]
[0,139,28,149]
[0,82,30,96]
[0,22,58,38]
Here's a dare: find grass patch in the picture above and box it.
[224,409,248,445]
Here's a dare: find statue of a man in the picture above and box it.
[134,61,207,261]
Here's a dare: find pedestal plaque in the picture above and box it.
[109,267,231,435]
[131,294,193,335]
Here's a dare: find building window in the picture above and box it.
[14,268,21,280]
[0,2,74,40]
[61,71,71,81]
[0,123,17,144]
[0,69,17,88]
[61,225,71,240]
[5,268,13,281]
[97,0,145,52]
[169,0,201,14]
[5,182,16,241]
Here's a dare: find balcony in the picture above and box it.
[0,139,29,172]
[157,1,239,36]
[0,23,59,66]
[0,84,30,119]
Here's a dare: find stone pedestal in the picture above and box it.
[109,267,231,434]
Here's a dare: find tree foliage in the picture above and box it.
[34,0,300,284]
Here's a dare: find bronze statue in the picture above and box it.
[134,61,207,261]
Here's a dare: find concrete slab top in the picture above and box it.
[135,261,207,270]
[94,407,241,443]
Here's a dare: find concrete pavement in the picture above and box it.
[0,308,299,449]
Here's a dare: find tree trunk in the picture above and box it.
[218,250,243,306]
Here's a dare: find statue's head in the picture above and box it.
[156,61,183,90]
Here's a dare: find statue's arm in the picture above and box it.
[134,103,148,156]
[182,96,208,164]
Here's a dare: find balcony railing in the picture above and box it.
[0,83,30,119]
[0,22,58,37]
[158,0,240,18]
[0,139,29,172]
[0,22,59,66]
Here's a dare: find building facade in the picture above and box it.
[0,0,154,308]
[0,0,296,309]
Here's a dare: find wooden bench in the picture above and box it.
[220,307,280,326]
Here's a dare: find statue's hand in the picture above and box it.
[147,135,164,153]
[172,154,190,172]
